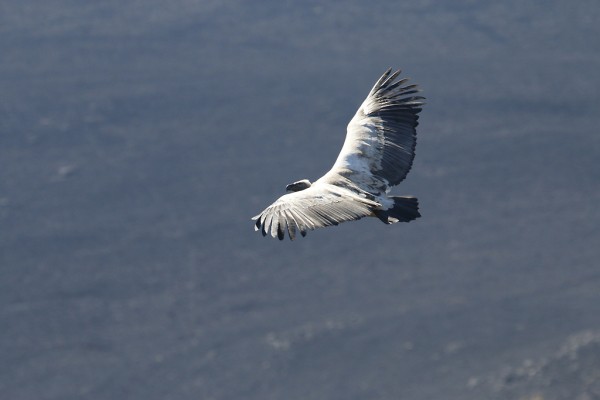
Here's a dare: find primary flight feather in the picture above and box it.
[252,68,425,240]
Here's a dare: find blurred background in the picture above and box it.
[1,1,599,399]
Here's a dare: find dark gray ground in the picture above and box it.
[1,1,599,399]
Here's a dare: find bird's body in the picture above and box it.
[253,68,424,240]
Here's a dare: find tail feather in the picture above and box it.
[375,196,420,224]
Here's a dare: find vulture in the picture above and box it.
[252,68,424,240]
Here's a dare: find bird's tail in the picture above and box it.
[375,196,421,224]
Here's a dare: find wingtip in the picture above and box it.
[371,68,405,96]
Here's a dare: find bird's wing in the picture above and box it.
[252,184,380,240]
[324,69,424,193]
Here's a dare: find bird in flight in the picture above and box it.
[253,68,424,240]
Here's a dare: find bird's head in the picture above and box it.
[286,179,312,192]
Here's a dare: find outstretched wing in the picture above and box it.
[325,69,424,193]
[252,184,379,240]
